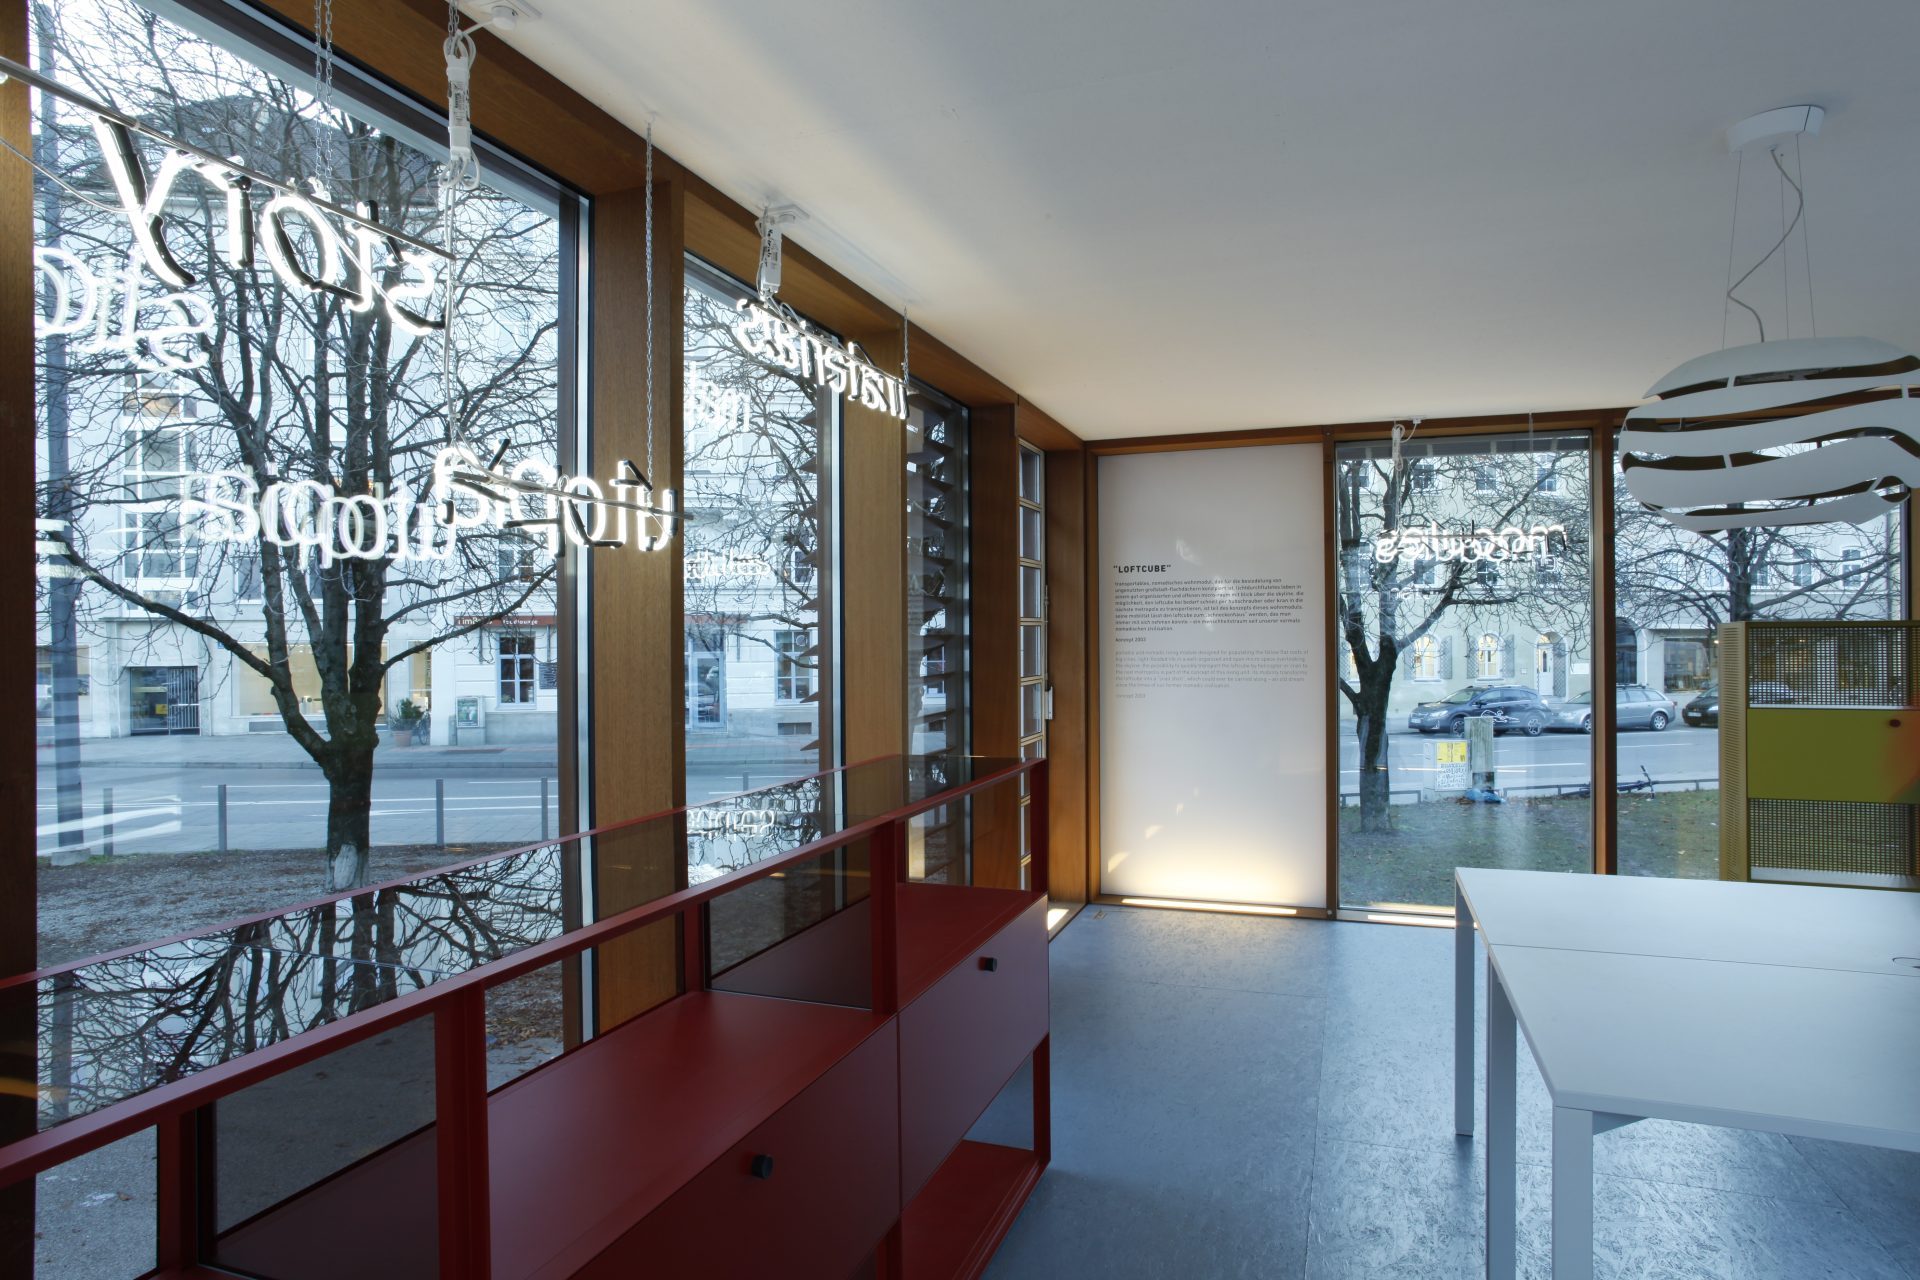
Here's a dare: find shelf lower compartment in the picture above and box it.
[205,991,886,1280]
[493,991,888,1280]
[901,1140,1045,1280]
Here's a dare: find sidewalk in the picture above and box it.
[41,733,559,772]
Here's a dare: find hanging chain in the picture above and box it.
[311,0,336,188]
[901,303,910,394]
[440,0,466,445]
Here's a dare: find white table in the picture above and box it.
[1451,868,1920,1279]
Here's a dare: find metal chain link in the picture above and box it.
[311,0,336,188]
[441,0,462,445]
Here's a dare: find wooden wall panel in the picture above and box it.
[252,0,662,195]
[970,408,1020,761]
[965,408,1021,892]
[843,331,907,768]
[590,181,686,1027]
[1039,446,1090,904]
[682,187,1020,410]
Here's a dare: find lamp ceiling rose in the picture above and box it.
[457,0,540,33]
[1725,104,1823,154]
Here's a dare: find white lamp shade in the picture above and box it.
[1621,337,1920,532]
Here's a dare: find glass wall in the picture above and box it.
[1334,433,1594,911]
[1610,442,1906,878]
[1016,442,1046,889]
[906,385,968,762]
[31,0,572,964]
[681,258,839,801]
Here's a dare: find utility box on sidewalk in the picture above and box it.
[1467,716,1497,792]
[454,697,485,747]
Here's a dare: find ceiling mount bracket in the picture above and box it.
[1726,104,1824,155]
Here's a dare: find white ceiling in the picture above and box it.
[489,0,1920,440]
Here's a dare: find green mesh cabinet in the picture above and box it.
[1719,620,1920,891]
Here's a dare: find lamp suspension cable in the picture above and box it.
[1721,150,1743,350]
[1725,147,1804,344]
[1797,133,1816,338]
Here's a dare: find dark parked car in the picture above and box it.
[1683,679,1795,726]
[1549,684,1677,733]
[1407,685,1551,737]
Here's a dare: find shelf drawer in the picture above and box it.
[578,1023,900,1280]
[899,897,1049,1201]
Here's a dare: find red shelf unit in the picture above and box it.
[0,756,1051,1280]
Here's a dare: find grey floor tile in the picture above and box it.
[1306,1137,1484,1278]
[1047,905,1335,999]
[1787,1138,1920,1278]
[991,907,1911,1280]
[1514,1163,1908,1280]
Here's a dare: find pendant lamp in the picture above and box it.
[1621,106,1920,533]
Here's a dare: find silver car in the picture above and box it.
[1548,685,1677,733]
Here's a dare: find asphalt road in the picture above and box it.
[37,728,1716,858]
[35,760,816,859]
[1337,722,1719,798]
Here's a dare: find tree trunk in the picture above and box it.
[323,749,376,892]
[1354,670,1395,833]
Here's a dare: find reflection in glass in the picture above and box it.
[23,755,1020,1128]
[1334,435,1594,909]
[30,0,569,961]
[682,259,837,801]
[1610,442,1906,878]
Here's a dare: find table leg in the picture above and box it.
[1455,879,1475,1136]
[1485,953,1516,1280]
[1552,1106,1595,1280]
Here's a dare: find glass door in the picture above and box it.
[1334,432,1594,912]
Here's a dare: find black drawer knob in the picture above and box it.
[979,956,999,972]
[749,1154,774,1180]
[1891,718,1903,728]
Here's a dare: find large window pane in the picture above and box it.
[682,259,838,800]
[32,0,570,969]
[1335,434,1594,910]
[907,386,968,760]
[1611,440,1905,878]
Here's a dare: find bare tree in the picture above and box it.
[1613,484,1901,635]
[33,2,561,890]
[1335,444,1592,831]
[681,283,827,734]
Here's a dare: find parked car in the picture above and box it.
[1407,685,1551,737]
[1548,685,1676,733]
[1682,679,1795,727]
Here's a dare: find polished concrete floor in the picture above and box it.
[985,907,1920,1280]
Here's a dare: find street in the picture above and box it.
[1338,722,1719,798]
[38,726,1719,858]
[35,741,821,859]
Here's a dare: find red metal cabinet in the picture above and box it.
[577,1022,902,1280]
[897,897,1049,1201]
